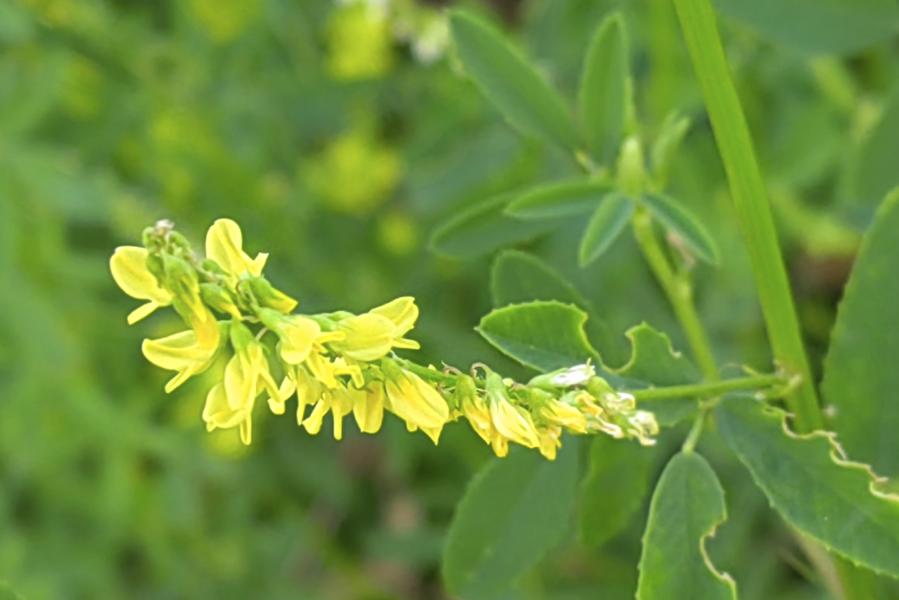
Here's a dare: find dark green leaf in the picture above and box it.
[823,190,899,478]
[580,436,653,547]
[429,194,553,258]
[855,94,899,209]
[490,250,622,364]
[637,452,737,600]
[505,179,612,220]
[715,396,899,577]
[712,0,899,55]
[477,301,601,372]
[449,11,579,151]
[443,444,579,600]
[642,193,720,265]
[579,12,630,165]
[578,192,633,267]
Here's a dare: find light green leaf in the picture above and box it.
[505,179,613,220]
[449,11,579,151]
[855,94,899,209]
[477,301,601,372]
[429,194,553,258]
[715,396,899,577]
[580,436,653,547]
[712,0,899,56]
[579,12,630,165]
[642,193,720,265]
[637,452,737,600]
[443,444,579,600]
[823,190,899,478]
[578,192,633,267]
[616,323,700,427]
[490,250,623,365]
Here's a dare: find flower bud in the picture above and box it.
[244,276,298,314]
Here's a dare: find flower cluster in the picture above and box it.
[110,219,658,458]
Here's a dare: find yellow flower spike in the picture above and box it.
[370,296,419,337]
[141,326,223,393]
[382,360,449,438]
[205,218,268,277]
[333,312,397,361]
[110,246,173,323]
[353,384,385,434]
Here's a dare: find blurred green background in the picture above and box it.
[1,0,898,598]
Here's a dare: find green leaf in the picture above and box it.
[714,396,899,577]
[855,94,899,209]
[443,444,579,600]
[637,452,737,600]
[579,12,630,165]
[490,250,623,365]
[429,194,553,258]
[578,192,633,267]
[616,323,701,427]
[580,436,653,547]
[477,301,601,372]
[712,0,899,56]
[0,582,25,600]
[642,193,720,265]
[505,179,613,220]
[823,190,899,478]
[449,11,579,151]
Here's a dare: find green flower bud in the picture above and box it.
[244,276,298,314]
[200,283,242,319]
[616,136,645,198]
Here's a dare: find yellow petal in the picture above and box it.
[127,301,159,325]
[303,397,331,435]
[224,352,256,411]
[335,313,396,361]
[370,296,418,336]
[205,219,267,276]
[203,383,249,429]
[239,412,253,444]
[110,246,172,304]
[278,316,321,364]
[385,370,449,430]
[141,329,218,392]
[490,400,540,448]
[353,385,385,434]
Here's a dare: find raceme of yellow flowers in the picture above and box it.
[110,219,659,459]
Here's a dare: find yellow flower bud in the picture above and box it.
[205,218,268,277]
[382,360,448,440]
[353,384,385,434]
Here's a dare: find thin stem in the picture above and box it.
[632,208,720,382]
[396,359,461,387]
[631,373,783,402]
[669,0,822,433]
[681,409,707,454]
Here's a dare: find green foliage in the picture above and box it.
[580,437,653,547]
[442,444,579,600]
[449,11,579,151]
[617,324,700,386]
[505,179,613,220]
[579,12,630,165]
[641,193,720,265]
[476,301,601,372]
[636,452,737,600]
[854,94,899,209]
[715,396,899,577]
[823,190,899,478]
[712,0,899,55]
[579,193,634,266]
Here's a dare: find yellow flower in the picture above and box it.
[203,382,254,444]
[110,246,173,324]
[353,384,385,434]
[382,360,448,441]
[331,297,421,361]
[205,218,268,277]
[142,327,222,393]
[537,426,562,460]
[302,385,360,440]
[456,376,494,445]
[259,309,342,365]
[537,398,588,434]
[369,296,419,342]
[489,397,540,449]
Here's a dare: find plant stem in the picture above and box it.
[630,373,783,402]
[632,208,720,382]
[669,0,822,433]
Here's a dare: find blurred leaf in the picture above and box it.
[579,11,630,165]
[477,301,601,372]
[443,444,579,600]
[636,452,737,600]
[855,93,899,209]
[490,249,622,364]
[651,113,691,189]
[0,582,24,600]
[580,437,652,547]
[712,0,899,55]
[823,190,899,478]
[449,10,579,151]
[715,396,899,577]
[579,192,633,267]
[505,179,613,220]
[642,193,720,265]
[429,194,552,258]
[0,2,34,44]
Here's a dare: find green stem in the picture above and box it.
[632,208,720,382]
[630,373,783,402]
[670,0,822,433]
